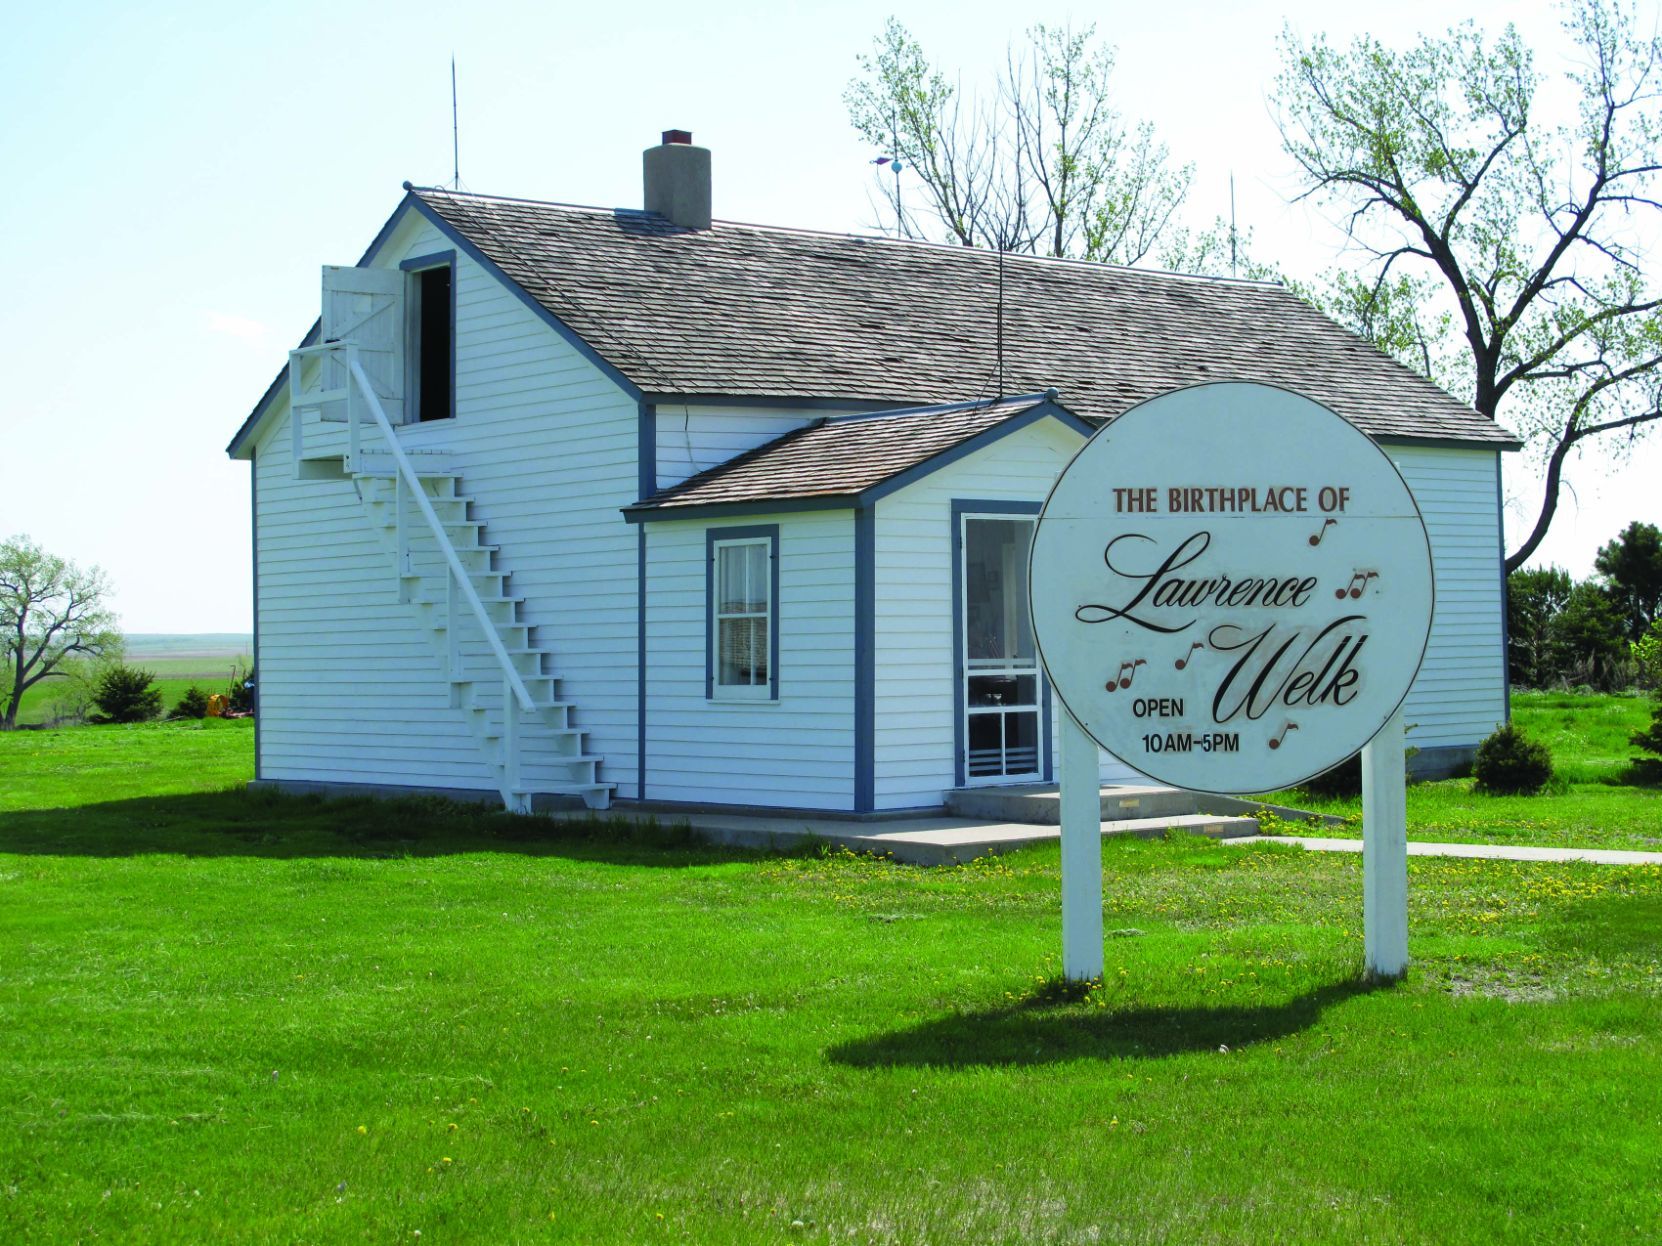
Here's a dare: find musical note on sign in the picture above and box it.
[1174,641,1205,671]
[1104,658,1146,692]
[1308,518,1337,546]
[1335,570,1379,600]
[1267,721,1300,750]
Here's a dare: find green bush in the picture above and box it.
[1473,723,1554,795]
[91,666,162,724]
[171,685,210,720]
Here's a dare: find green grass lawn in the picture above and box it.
[3,720,1662,1242]
[1259,690,1662,851]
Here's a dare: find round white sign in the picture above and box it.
[1029,382,1434,794]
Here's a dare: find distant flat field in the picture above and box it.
[124,633,253,660]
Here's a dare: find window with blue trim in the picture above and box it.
[708,530,777,700]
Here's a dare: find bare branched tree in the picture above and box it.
[1276,0,1662,571]
[1,535,121,729]
[845,19,1195,265]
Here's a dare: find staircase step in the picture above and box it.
[1103,813,1260,841]
[512,784,615,812]
[946,784,1214,824]
[339,458,609,815]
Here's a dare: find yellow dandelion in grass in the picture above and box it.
[447,1122,458,1132]
[441,1157,453,1165]
[357,1125,367,1135]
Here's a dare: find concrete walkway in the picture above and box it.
[582,807,1662,868]
[1226,835,1662,867]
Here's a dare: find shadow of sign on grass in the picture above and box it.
[826,978,1379,1067]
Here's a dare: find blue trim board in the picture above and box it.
[637,525,648,801]
[625,495,851,524]
[638,402,657,500]
[397,249,456,271]
[250,451,261,782]
[854,506,875,813]
[704,524,781,701]
[949,500,1047,790]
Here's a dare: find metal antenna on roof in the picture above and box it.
[451,55,461,190]
[1229,172,1238,279]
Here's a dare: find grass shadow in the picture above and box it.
[0,787,800,868]
[827,977,1380,1067]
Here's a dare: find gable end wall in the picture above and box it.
[252,212,641,796]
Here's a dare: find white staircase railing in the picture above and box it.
[289,341,543,809]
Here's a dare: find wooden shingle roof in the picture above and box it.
[410,187,1519,448]
[625,393,1084,519]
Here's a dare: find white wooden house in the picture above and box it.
[226,132,1520,815]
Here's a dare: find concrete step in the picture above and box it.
[944,783,1334,828]
[947,783,1212,824]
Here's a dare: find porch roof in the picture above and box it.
[623,393,1089,522]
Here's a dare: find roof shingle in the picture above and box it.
[410,187,1519,448]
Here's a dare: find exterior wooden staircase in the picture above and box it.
[289,343,612,813]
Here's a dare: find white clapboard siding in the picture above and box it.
[872,417,1146,811]
[1388,445,1509,752]
[653,405,823,489]
[254,211,640,794]
[644,509,855,808]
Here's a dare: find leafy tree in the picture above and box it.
[1275,0,1662,573]
[1506,566,1574,687]
[846,20,1218,268]
[1594,520,1662,641]
[1635,617,1662,689]
[1549,580,1627,687]
[0,535,121,729]
[91,666,161,724]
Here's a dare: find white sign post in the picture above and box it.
[1029,383,1433,982]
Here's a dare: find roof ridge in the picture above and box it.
[408,183,1285,289]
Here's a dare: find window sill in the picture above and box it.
[707,696,781,706]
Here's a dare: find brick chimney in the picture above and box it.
[643,130,711,230]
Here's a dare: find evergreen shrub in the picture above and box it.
[91,666,162,724]
[1473,724,1553,795]
[172,686,210,719]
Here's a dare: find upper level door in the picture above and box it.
[320,265,406,424]
[959,514,1044,784]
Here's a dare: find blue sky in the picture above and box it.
[3,0,1657,631]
